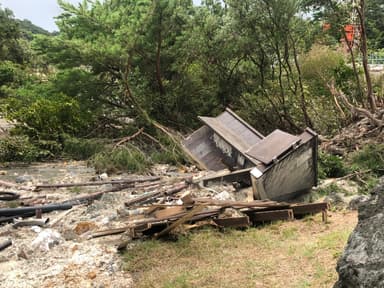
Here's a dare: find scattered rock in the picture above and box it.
[31,229,62,251]
[15,175,33,184]
[324,192,346,206]
[348,195,370,210]
[213,190,234,201]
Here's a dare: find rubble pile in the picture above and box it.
[0,162,328,287]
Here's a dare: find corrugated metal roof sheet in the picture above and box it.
[245,129,301,165]
[199,110,264,154]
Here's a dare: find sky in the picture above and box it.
[0,0,82,32]
[0,0,201,32]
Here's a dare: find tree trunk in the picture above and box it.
[357,0,376,111]
[155,11,165,95]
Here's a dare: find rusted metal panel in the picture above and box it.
[246,129,301,165]
[246,209,294,222]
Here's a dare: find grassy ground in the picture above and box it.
[123,210,357,288]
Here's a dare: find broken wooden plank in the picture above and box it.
[13,218,49,228]
[89,227,131,239]
[180,191,194,205]
[155,205,205,238]
[290,202,329,216]
[34,176,161,190]
[246,209,294,223]
[153,206,186,219]
[193,198,289,209]
[124,182,188,207]
[213,216,250,228]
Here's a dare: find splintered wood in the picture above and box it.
[86,177,330,240]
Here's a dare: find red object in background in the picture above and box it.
[345,24,354,42]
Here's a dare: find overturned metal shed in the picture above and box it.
[183,108,318,201]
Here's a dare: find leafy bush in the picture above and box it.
[350,144,384,175]
[63,136,107,160]
[90,145,151,173]
[0,136,51,162]
[318,151,349,179]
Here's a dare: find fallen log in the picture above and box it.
[34,176,161,190]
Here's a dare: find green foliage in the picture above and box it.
[150,150,181,165]
[90,145,151,173]
[318,151,349,179]
[63,136,107,160]
[2,79,94,142]
[301,45,356,134]
[0,136,50,162]
[5,93,85,141]
[315,183,349,197]
[357,175,379,195]
[0,7,25,63]
[350,144,384,175]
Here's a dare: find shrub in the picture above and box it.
[0,136,51,162]
[350,144,384,175]
[90,145,151,173]
[63,136,106,160]
[318,151,349,179]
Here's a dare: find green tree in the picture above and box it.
[0,6,25,63]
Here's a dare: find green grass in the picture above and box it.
[122,212,357,288]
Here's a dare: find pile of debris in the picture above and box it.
[183,108,318,201]
[0,164,327,287]
[0,109,326,286]
[321,116,384,156]
[0,173,329,246]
